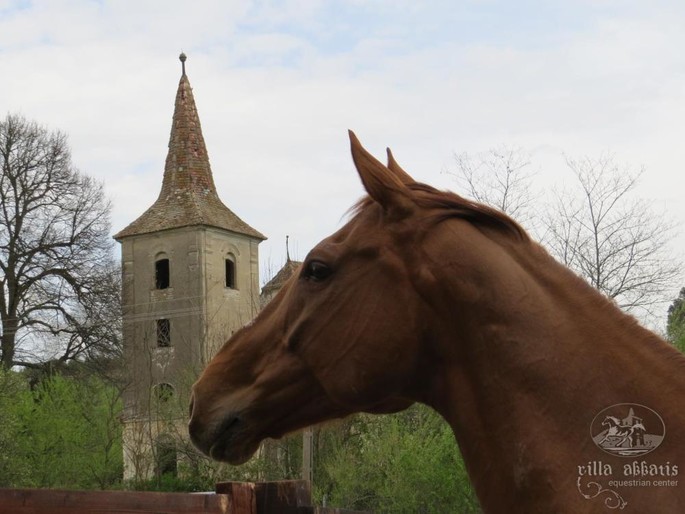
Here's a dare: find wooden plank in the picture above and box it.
[214,482,256,514]
[216,480,310,513]
[214,481,371,514]
[254,480,311,514]
[216,481,312,514]
[0,483,372,514]
[0,488,231,514]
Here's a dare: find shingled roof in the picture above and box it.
[114,55,265,241]
[261,259,302,298]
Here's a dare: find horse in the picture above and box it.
[598,416,645,448]
[189,132,685,513]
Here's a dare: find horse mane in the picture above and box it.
[352,181,529,241]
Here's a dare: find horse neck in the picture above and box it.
[417,227,685,511]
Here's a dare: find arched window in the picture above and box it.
[225,254,236,289]
[155,258,170,289]
[155,383,175,403]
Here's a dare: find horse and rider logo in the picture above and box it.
[590,403,665,457]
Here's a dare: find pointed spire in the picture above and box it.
[158,53,216,202]
[114,55,265,241]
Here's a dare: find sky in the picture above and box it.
[2,0,685,322]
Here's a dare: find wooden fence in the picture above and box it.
[0,480,369,514]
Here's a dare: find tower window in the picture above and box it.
[225,256,236,289]
[155,383,175,403]
[155,258,170,289]
[156,319,171,347]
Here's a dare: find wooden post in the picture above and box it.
[216,480,312,514]
[302,428,314,484]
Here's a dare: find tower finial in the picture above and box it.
[179,52,187,75]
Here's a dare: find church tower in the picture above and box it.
[114,54,265,480]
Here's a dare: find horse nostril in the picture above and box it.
[218,413,241,435]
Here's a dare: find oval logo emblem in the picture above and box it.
[590,403,665,458]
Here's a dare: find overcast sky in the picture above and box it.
[2,0,685,317]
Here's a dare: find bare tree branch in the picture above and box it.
[448,145,681,325]
[543,154,681,319]
[0,114,120,369]
[448,145,537,230]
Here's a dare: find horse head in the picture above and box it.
[602,415,622,429]
[189,132,450,464]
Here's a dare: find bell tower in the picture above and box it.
[114,54,265,480]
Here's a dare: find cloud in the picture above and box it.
[2,0,685,296]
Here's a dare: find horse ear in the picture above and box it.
[349,130,414,215]
[386,148,415,185]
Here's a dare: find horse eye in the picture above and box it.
[302,260,333,282]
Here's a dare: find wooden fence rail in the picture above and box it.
[0,480,369,514]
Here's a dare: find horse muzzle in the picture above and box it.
[188,393,260,465]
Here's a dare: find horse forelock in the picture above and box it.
[349,182,529,242]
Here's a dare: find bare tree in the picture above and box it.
[449,145,537,229]
[0,114,118,369]
[448,145,680,322]
[543,154,681,317]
